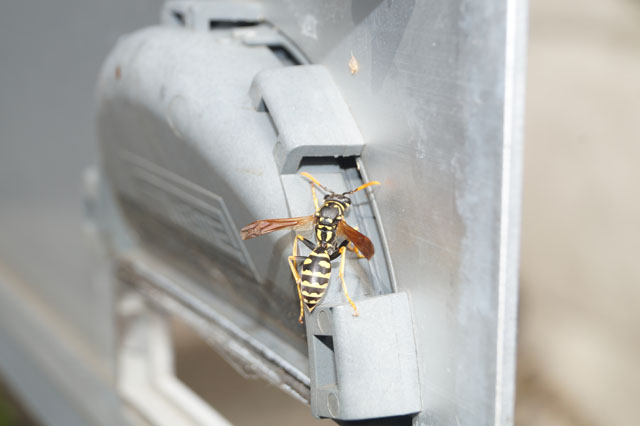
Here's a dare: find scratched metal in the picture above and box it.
[256,2,527,425]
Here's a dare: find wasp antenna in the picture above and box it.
[300,172,332,193]
[343,180,381,195]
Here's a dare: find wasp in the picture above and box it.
[240,172,380,323]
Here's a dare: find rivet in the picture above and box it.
[318,309,331,334]
[327,392,339,417]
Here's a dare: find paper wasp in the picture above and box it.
[240,172,380,323]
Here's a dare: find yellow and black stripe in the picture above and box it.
[315,200,347,245]
[300,247,332,312]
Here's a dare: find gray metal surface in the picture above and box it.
[249,65,364,173]
[100,0,527,424]
[97,25,307,349]
[253,2,527,425]
[307,292,421,420]
[97,21,397,412]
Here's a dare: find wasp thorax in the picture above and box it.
[318,205,339,225]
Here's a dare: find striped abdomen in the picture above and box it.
[300,248,332,312]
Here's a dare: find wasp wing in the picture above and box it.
[240,215,315,240]
[337,221,375,259]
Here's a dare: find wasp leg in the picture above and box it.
[292,234,315,269]
[337,246,359,317]
[330,240,349,261]
[299,235,316,250]
[347,244,366,259]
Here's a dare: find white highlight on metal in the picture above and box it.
[300,14,318,40]
[495,0,527,424]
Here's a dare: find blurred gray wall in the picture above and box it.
[0,1,159,360]
[0,2,158,424]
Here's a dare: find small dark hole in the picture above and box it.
[298,156,359,170]
[209,20,260,30]
[171,11,185,26]
[315,335,334,351]
[335,156,358,169]
[336,415,416,426]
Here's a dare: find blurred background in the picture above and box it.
[1,0,639,425]
[516,0,640,425]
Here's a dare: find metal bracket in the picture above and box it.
[249,65,365,173]
[306,293,421,421]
